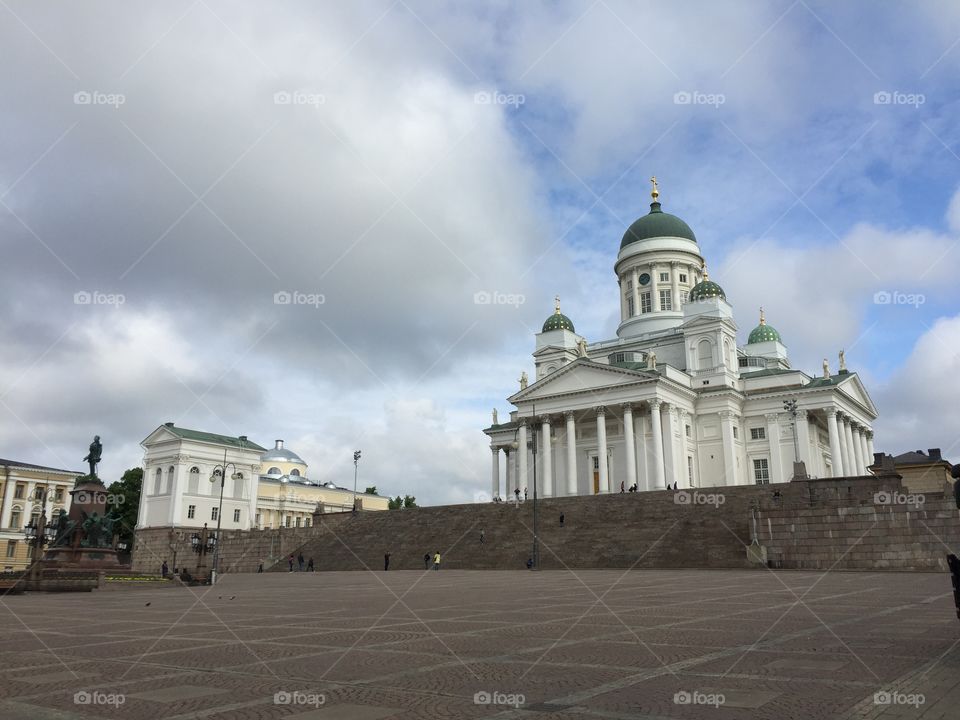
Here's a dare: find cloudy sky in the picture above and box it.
[2,1,959,505]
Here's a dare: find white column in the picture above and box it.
[1,473,16,528]
[859,429,871,474]
[842,417,857,475]
[662,404,679,488]
[596,408,609,493]
[670,261,679,310]
[826,408,844,477]
[517,421,528,499]
[541,417,553,497]
[623,403,637,491]
[649,400,666,489]
[719,410,737,486]
[168,462,185,525]
[636,411,649,491]
[619,276,628,321]
[765,413,784,484]
[490,447,500,500]
[651,264,660,312]
[851,424,865,475]
[678,409,690,487]
[565,411,577,496]
[630,267,640,318]
[503,449,511,496]
[866,432,875,466]
[837,415,850,476]
[796,409,812,468]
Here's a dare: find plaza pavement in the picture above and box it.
[0,569,958,719]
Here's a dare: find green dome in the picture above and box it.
[620,201,697,249]
[542,312,575,333]
[688,279,726,302]
[747,310,781,344]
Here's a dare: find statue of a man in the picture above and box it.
[492,408,499,425]
[647,351,657,370]
[577,338,588,358]
[519,371,528,390]
[83,435,103,477]
[839,349,846,372]
[822,358,830,378]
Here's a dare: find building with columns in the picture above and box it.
[484,181,879,498]
[138,424,387,532]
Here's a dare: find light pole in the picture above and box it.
[783,399,800,463]
[352,450,362,512]
[209,447,240,585]
[23,487,56,582]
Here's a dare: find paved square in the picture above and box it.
[0,570,958,718]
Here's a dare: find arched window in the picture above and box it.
[233,473,245,499]
[188,467,200,494]
[724,338,734,368]
[153,468,163,495]
[697,339,713,370]
[267,467,282,475]
[289,469,300,477]
[166,466,175,494]
[10,506,22,528]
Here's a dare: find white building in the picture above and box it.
[484,181,878,496]
[138,424,388,531]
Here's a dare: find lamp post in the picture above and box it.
[209,447,240,585]
[783,399,800,463]
[190,522,217,578]
[352,450,362,512]
[510,404,541,570]
[23,487,56,582]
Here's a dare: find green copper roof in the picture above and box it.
[542,312,575,333]
[688,279,725,302]
[161,424,266,451]
[747,324,782,344]
[620,201,697,249]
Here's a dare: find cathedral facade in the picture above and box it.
[483,181,878,497]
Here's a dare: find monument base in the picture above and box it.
[791,461,809,481]
[42,546,127,571]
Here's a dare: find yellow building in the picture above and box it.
[0,459,78,571]
[255,440,388,528]
[872,448,955,495]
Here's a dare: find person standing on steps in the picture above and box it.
[288,554,294,572]
[307,558,314,572]
[257,561,263,573]
[620,481,625,493]
[297,552,305,571]
[384,552,391,571]
[423,552,430,570]
[433,551,441,570]
[161,560,169,578]
[524,487,527,500]
[559,512,564,527]
[514,487,520,502]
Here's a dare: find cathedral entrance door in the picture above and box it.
[591,455,600,494]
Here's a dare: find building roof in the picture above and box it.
[159,423,266,451]
[891,449,952,467]
[0,458,82,475]
[261,439,306,465]
[620,200,697,248]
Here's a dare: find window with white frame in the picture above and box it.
[187,505,196,519]
[659,272,669,282]
[233,508,241,522]
[627,296,635,316]
[640,292,651,314]
[659,289,672,311]
[687,456,694,485]
[750,427,766,440]
[679,290,688,305]
[211,507,219,521]
[679,273,687,283]
[753,458,770,484]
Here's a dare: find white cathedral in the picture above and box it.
[484,179,878,497]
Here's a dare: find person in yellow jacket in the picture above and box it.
[433,551,441,570]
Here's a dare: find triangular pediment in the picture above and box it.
[141,425,180,448]
[509,360,655,403]
[836,373,878,416]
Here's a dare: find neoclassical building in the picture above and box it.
[484,181,878,497]
[138,424,387,532]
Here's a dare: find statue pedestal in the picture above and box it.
[43,478,128,571]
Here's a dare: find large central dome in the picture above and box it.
[620,200,697,249]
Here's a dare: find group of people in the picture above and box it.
[287,552,315,572]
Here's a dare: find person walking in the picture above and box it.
[433,551,441,570]
[480,529,485,544]
[161,560,169,578]
[524,487,527,500]
[384,552,391,571]
[559,512,564,527]
[257,562,264,573]
[514,487,520,502]
[423,552,430,570]
[307,558,314,572]
[620,481,625,493]
[288,554,294,572]
[297,553,305,571]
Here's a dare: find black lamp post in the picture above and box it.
[783,399,800,462]
[511,403,541,570]
[23,488,57,580]
[352,450,362,512]
[208,449,240,585]
[190,522,217,578]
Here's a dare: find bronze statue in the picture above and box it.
[83,435,102,477]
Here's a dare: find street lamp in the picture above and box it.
[190,522,217,579]
[352,450,362,512]
[783,399,800,462]
[23,487,57,581]
[209,446,241,585]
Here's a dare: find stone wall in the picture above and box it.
[131,474,960,575]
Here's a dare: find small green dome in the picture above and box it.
[620,201,697,249]
[542,312,575,333]
[747,309,781,344]
[689,279,726,302]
